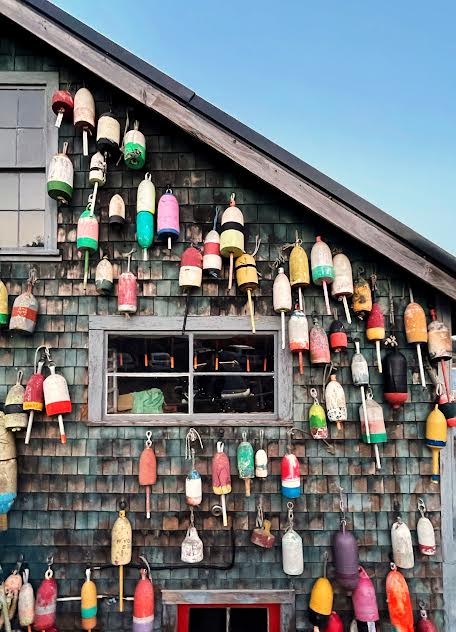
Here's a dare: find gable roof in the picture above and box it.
[2,0,456,300]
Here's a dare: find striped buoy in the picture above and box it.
[77,202,99,291]
[43,358,72,444]
[95,255,114,295]
[137,173,156,260]
[124,120,146,170]
[4,370,27,432]
[24,346,46,445]
[51,89,73,128]
[47,142,74,204]
[109,194,126,225]
[33,564,57,631]
[0,406,16,531]
[0,278,8,327]
[203,208,222,278]
[96,111,121,158]
[133,559,154,632]
[311,236,335,315]
[81,569,97,631]
[220,192,245,290]
[10,268,39,335]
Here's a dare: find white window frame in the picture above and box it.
[88,316,292,426]
[0,71,59,259]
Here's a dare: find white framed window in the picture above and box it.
[0,72,59,258]
[88,316,292,426]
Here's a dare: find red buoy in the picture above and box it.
[51,89,74,128]
[416,603,438,632]
[326,612,343,632]
[133,560,154,632]
[33,564,57,631]
[329,318,348,352]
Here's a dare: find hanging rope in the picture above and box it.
[185,428,204,460]
[213,206,220,231]
[251,235,261,257]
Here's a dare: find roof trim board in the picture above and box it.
[2,0,455,300]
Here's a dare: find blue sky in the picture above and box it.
[54,0,455,254]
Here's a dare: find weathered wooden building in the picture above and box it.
[0,0,455,630]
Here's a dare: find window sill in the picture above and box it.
[86,416,291,427]
[0,248,61,262]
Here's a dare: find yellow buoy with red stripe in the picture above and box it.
[81,569,97,631]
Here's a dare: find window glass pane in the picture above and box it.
[18,89,44,127]
[0,173,19,210]
[19,211,45,247]
[0,212,18,246]
[189,608,226,631]
[19,172,45,210]
[230,608,268,632]
[108,335,189,373]
[193,375,274,414]
[194,335,274,373]
[107,376,189,414]
[0,89,18,127]
[0,129,17,166]
[17,128,44,167]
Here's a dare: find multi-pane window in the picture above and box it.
[88,316,292,425]
[0,72,58,255]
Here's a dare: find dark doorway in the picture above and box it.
[188,606,268,632]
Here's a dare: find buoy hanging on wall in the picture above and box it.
[0,277,8,327]
[417,497,436,556]
[282,501,303,576]
[391,511,414,569]
[88,151,106,214]
[133,558,154,632]
[118,250,137,316]
[185,428,203,507]
[416,602,439,632]
[24,345,46,445]
[311,236,334,316]
[281,429,300,499]
[157,188,180,251]
[124,119,146,170]
[96,111,121,159]
[81,568,97,632]
[51,89,73,128]
[328,316,348,353]
[18,567,35,631]
[325,369,347,431]
[288,307,309,375]
[47,141,74,204]
[203,207,222,279]
[139,431,157,518]
[111,501,132,612]
[386,563,414,632]
[0,406,17,531]
[74,87,95,156]
[309,317,330,365]
[288,233,310,311]
[352,270,372,320]
[404,289,427,388]
[273,266,292,350]
[137,173,156,260]
[9,268,39,335]
[383,335,408,409]
[43,348,72,444]
[220,192,245,290]
[4,371,27,433]
[33,558,57,631]
[332,252,353,323]
[425,404,447,485]
[235,237,260,334]
[254,429,268,478]
[179,245,203,334]
[333,487,359,591]
[309,555,333,631]
[95,255,114,295]
[237,431,254,497]
[212,441,231,527]
[309,388,328,440]
[351,566,379,629]
[109,194,126,225]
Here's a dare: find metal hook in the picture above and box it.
[189,506,195,527]
[145,431,152,448]
[417,497,426,517]
[139,555,152,578]
[310,387,319,405]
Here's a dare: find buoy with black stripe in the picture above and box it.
[235,237,260,333]
[124,119,146,170]
[47,141,74,204]
[96,111,121,159]
[81,568,97,631]
[157,188,180,251]
[220,192,245,290]
[51,89,73,128]
[309,555,333,632]
[133,557,154,632]
[311,236,334,315]
[137,173,156,260]
[95,255,114,295]
[109,193,126,225]
[203,207,222,279]
[74,87,95,156]
[425,404,447,484]
[4,371,27,432]
[9,268,39,335]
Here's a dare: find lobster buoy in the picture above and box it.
[281,434,300,498]
[359,393,387,471]
[428,307,452,400]
[439,391,456,428]
[309,574,333,631]
[329,318,348,353]
[237,431,254,497]
[282,502,303,575]
[18,568,35,629]
[109,193,126,225]
[51,89,73,128]
[181,513,204,563]
[96,111,121,158]
[43,357,72,444]
[81,569,97,631]
[4,371,27,432]
[124,119,146,170]
[186,462,202,506]
[139,432,157,518]
[332,252,353,323]
[88,151,106,213]
[383,337,408,409]
[47,141,74,203]
[203,208,222,279]
[118,250,137,315]
[311,236,334,315]
[288,308,309,375]
[417,498,436,556]
[212,441,231,527]
[10,269,39,335]
[180,246,203,333]
[77,203,99,291]
[0,278,8,327]
[24,347,46,445]
[95,255,113,295]
[133,563,154,632]
[404,293,427,387]
[425,404,447,484]
[137,173,156,260]
[333,518,359,591]
[236,251,259,334]
[73,87,95,156]
[0,407,16,530]
[157,188,180,250]
[273,267,292,350]
[391,513,414,569]
[386,563,414,632]
[309,388,327,440]
[254,430,267,478]
[309,318,330,365]
[289,236,309,311]
[33,564,57,631]
[325,370,347,431]
[111,504,132,612]
[220,192,245,290]
[352,566,379,627]
[366,302,385,373]
[352,272,372,320]
[326,612,343,632]
[416,603,438,632]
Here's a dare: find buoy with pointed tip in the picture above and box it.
[179,245,203,334]
[309,559,333,632]
[332,252,353,323]
[33,562,57,631]
[273,267,292,349]
[4,371,27,432]
[309,388,328,440]
[333,488,359,591]
[96,111,121,158]
[311,236,334,315]
[383,336,408,409]
[139,431,157,518]
[124,119,146,170]
[428,307,452,400]
[186,450,202,507]
[237,431,254,497]
[309,318,330,365]
[391,513,414,569]
[326,612,343,632]
[88,151,106,215]
[282,501,303,575]
[417,498,436,556]
[352,272,372,320]
[203,208,222,279]
[220,193,245,290]
[118,250,137,315]
[0,407,16,531]
[81,569,97,631]
[352,566,379,627]
[47,141,74,204]
[133,563,154,632]
[137,173,156,260]
[18,568,34,631]
[74,87,95,156]
[359,391,386,470]
[43,354,71,445]
[10,269,39,335]
[109,193,126,225]
[329,317,348,353]
[235,247,259,334]
[325,369,347,431]
[254,429,267,478]
[77,201,99,291]
[111,503,132,612]
[24,347,46,444]
[212,441,231,527]
[157,188,180,251]
[51,89,73,128]
[95,255,113,295]
[366,303,385,373]
[416,603,438,632]
[425,404,447,484]
[281,433,300,499]
[0,278,8,327]
[386,563,414,632]
[289,235,310,311]
[289,308,309,375]
[404,290,427,387]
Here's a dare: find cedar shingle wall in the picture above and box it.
[0,17,448,631]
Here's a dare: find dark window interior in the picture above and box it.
[188,607,268,632]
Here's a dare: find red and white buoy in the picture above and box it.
[203,208,222,279]
[33,557,57,631]
[10,268,39,335]
[288,307,309,374]
[133,558,154,632]
[43,349,72,444]
[179,245,203,334]
[220,193,245,290]
[51,89,73,128]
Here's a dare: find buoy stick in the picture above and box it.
[182,293,190,335]
[119,565,124,612]
[376,340,383,374]
[416,343,426,387]
[360,385,371,442]
[25,410,34,445]
[431,450,440,485]
[228,252,234,290]
[83,251,89,291]
[58,414,66,444]
[441,359,451,401]
[298,287,303,311]
[342,295,352,324]
[244,478,251,497]
[281,311,286,350]
[55,110,63,128]
[221,494,227,527]
[168,236,172,251]
[145,485,151,519]
[83,129,89,156]
[298,351,304,375]
[247,288,255,334]
[374,445,381,470]
[322,280,331,315]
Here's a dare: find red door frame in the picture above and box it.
[177,603,281,632]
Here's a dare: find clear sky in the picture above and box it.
[53,0,455,255]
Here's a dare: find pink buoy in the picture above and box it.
[157,188,180,250]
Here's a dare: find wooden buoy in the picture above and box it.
[212,441,231,527]
[33,559,57,631]
[325,369,347,431]
[47,141,74,204]
[332,252,353,323]
[111,502,132,612]
[351,566,379,628]
[309,388,328,439]
[288,308,309,375]
[309,557,333,632]
[311,236,334,315]
[254,429,268,478]
[74,87,95,156]
[88,151,106,214]
[4,371,27,432]
[417,603,438,632]
[95,255,114,295]
[235,241,260,334]
[282,501,303,575]
[77,201,99,291]
[251,496,275,548]
[281,430,300,499]
[157,188,180,251]
[118,250,137,316]
[0,278,8,327]
[391,512,414,569]
[237,431,254,497]
[124,120,146,170]
[417,497,436,556]
[81,569,97,631]
[137,173,156,260]
[43,350,72,444]
[10,268,39,335]
[359,391,386,471]
[179,246,203,334]
[309,318,330,365]
[404,290,427,387]
[51,89,73,128]
[18,568,34,632]
[289,234,309,311]
[386,563,414,632]
[366,302,385,373]
[181,509,204,563]
[352,271,372,320]
[333,487,359,591]
[185,428,204,506]
[133,559,154,632]
[425,404,447,484]
[383,335,408,409]
[109,193,126,225]
[2,568,22,624]
[96,111,121,159]
[203,208,222,279]
[273,266,292,349]
[220,192,245,290]
[0,407,16,531]
[328,316,347,353]
[24,346,46,445]
[139,431,157,518]
[428,307,452,399]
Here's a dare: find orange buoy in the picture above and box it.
[81,569,97,631]
[386,563,414,632]
[404,291,427,388]
[133,558,154,632]
[139,431,157,518]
